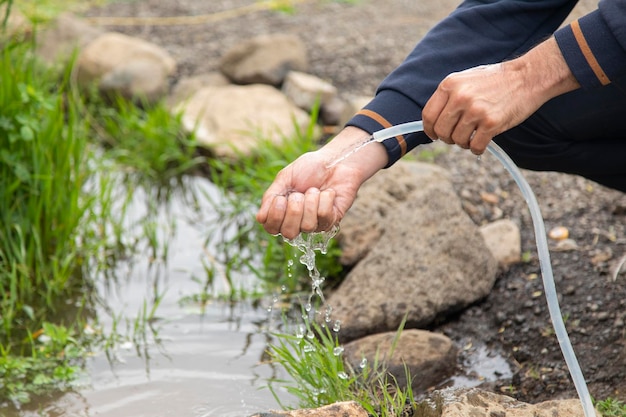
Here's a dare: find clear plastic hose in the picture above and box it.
[373,121,595,417]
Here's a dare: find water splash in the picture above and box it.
[283,224,339,312]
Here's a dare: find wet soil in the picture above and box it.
[83,0,626,405]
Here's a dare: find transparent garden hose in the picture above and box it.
[373,121,595,417]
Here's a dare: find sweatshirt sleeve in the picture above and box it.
[554,0,626,89]
[346,0,579,168]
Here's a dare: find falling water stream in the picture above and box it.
[283,225,339,321]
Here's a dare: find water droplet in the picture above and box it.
[306,330,315,340]
[296,324,305,338]
[324,305,333,322]
[337,371,349,380]
[359,358,368,369]
[303,344,316,353]
[333,320,341,332]
[304,302,312,312]
[333,346,344,356]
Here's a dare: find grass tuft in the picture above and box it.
[267,314,419,417]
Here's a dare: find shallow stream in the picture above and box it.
[4,176,293,417]
[5,175,511,417]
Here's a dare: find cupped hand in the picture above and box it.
[255,150,363,240]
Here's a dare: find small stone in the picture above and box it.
[554,238,579,251]
[480,191,500,204]
[495,311,507,323]
[596,312,610,321]
[479,219,521,267]
[548,226,569,240]
[563,285,576,295]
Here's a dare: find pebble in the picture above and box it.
[548,226,569,240]
[563,285,576,295]
[480,191,500,204]
[595,312,610,321]
[554,238,578,251]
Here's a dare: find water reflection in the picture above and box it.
[8,303,286,417]
[80,304,286,417]
[2,175,293,417]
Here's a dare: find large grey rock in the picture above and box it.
[77,32,176,102]
[176,84,312,158]
[35,13,103,65]
[337,161,449,266]
[343,329,457,393]
[329,161,498,342]
[219,34,308,86]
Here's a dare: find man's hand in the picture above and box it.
[422,37,580,155]
[256,127,387,239]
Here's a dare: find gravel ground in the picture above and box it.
[83,0,626,404]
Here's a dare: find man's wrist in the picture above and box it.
[322,126,388,182]
[507,36,580,105]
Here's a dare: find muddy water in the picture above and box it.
[4,176,295,417]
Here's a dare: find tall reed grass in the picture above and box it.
[0,42,95,349]
[0,40,111,403]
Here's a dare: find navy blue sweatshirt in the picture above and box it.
[347,0,626,167]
